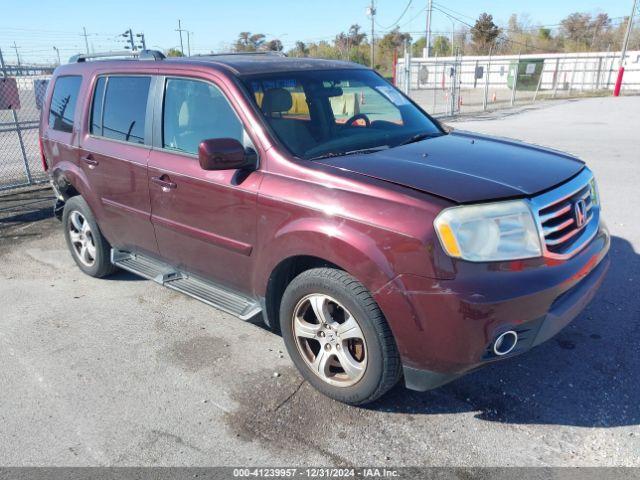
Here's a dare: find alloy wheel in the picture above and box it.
[292,293,367,387]
[68,211,96,267]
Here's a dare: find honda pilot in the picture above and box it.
[40,51,609,405]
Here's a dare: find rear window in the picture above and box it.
[48,76,82,133]
[96,76,151,145]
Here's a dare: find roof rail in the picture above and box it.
[198,51,288,58]
[69,49,165,63]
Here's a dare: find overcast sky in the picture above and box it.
[1,0,635,63]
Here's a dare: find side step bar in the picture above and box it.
[111,249,262,320]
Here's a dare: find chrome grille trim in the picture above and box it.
[529,168,599,260]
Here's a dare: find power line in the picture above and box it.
[375,0,413,30]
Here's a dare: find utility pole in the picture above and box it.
[123,29,136,51]
[176,20,186,55]
[614,0,638,96]
[136,33,147,50]
[53,46,61,66]
[367,1,376,68]
[425,0,433,58]
[82,27,90,54]
[186,31,192,56]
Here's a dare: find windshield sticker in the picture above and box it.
[375,85,409,106]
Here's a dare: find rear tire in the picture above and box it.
[62,196,116,278]
[280,268,401,405]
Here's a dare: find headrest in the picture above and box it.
[262,88,292,115]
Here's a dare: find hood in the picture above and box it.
[316,131,584,203]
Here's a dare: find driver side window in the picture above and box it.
[162,78,244,155]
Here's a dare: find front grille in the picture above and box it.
[531,169,599,259]
[539,184,593,253]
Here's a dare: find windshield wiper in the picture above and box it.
[398,132,443,146]
[309,146,388,161]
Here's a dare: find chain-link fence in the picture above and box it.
[0,50,54,192]
[398,50,640,117]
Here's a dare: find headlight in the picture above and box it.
[434,200,542,262]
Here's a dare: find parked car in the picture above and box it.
[39,51,609,405]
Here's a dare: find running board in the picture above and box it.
[111,249,261,320]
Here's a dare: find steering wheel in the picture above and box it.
[344,113,371,128]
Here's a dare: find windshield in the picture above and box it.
[241,69,443,160]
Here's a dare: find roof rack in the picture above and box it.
[198,51,288,58]
[69,49,165,63]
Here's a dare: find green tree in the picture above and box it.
[234,32,266,52]
[470,13,501,54]
[265,39,283,52]
[290,41,309,57]
[411,36,426,57]
[165,48,184,57]
[432,36,451,56]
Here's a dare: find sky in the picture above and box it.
[1,0,635,64]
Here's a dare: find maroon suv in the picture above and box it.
[40,51,609,405]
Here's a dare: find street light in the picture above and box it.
[53,46,61,66]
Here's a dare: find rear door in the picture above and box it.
[147,75,263,293]
[78,74,158,255]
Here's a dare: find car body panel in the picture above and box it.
[316,131,585,203]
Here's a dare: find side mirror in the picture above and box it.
[198,138,256,171]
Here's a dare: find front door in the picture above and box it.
[79,74,158,255]
[147,76,262,293]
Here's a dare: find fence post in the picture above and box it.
[0,48,33,185]
[432,54,438,114]
[605,47,614,90]
[510,53,520,107]
[449,47,458,115]
[568,57,578,95]
[532,63,544,103]
[403,39,411,94]
[483,46,493,111]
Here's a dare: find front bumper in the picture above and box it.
[374,225,610,391]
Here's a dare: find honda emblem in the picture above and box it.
[574,199,587,228]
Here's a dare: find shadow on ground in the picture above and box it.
[368,235,639,428]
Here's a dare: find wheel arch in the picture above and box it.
[256,219,398,331]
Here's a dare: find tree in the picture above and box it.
[560,12,591,47]
[234,32,266,52]
[290,41,309,57]
[411,36,426,57]
[265,39,283,52]
[165,48,184,57]
[379,27,411,51]
[470,13,501,53]
[432,36,451,56]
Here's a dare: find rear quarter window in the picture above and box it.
[48,75,82,133]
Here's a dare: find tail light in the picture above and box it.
[39,137,48,172]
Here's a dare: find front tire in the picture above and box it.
[280,268,401,405]
[62,196,116,278]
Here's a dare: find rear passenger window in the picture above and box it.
[49,76,82,133]
[162,78,243,155]
[100,76,150,144]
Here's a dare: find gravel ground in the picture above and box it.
[0,96,638,467]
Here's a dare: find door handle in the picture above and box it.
[81,154,99,169]
[151,175,177,192]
